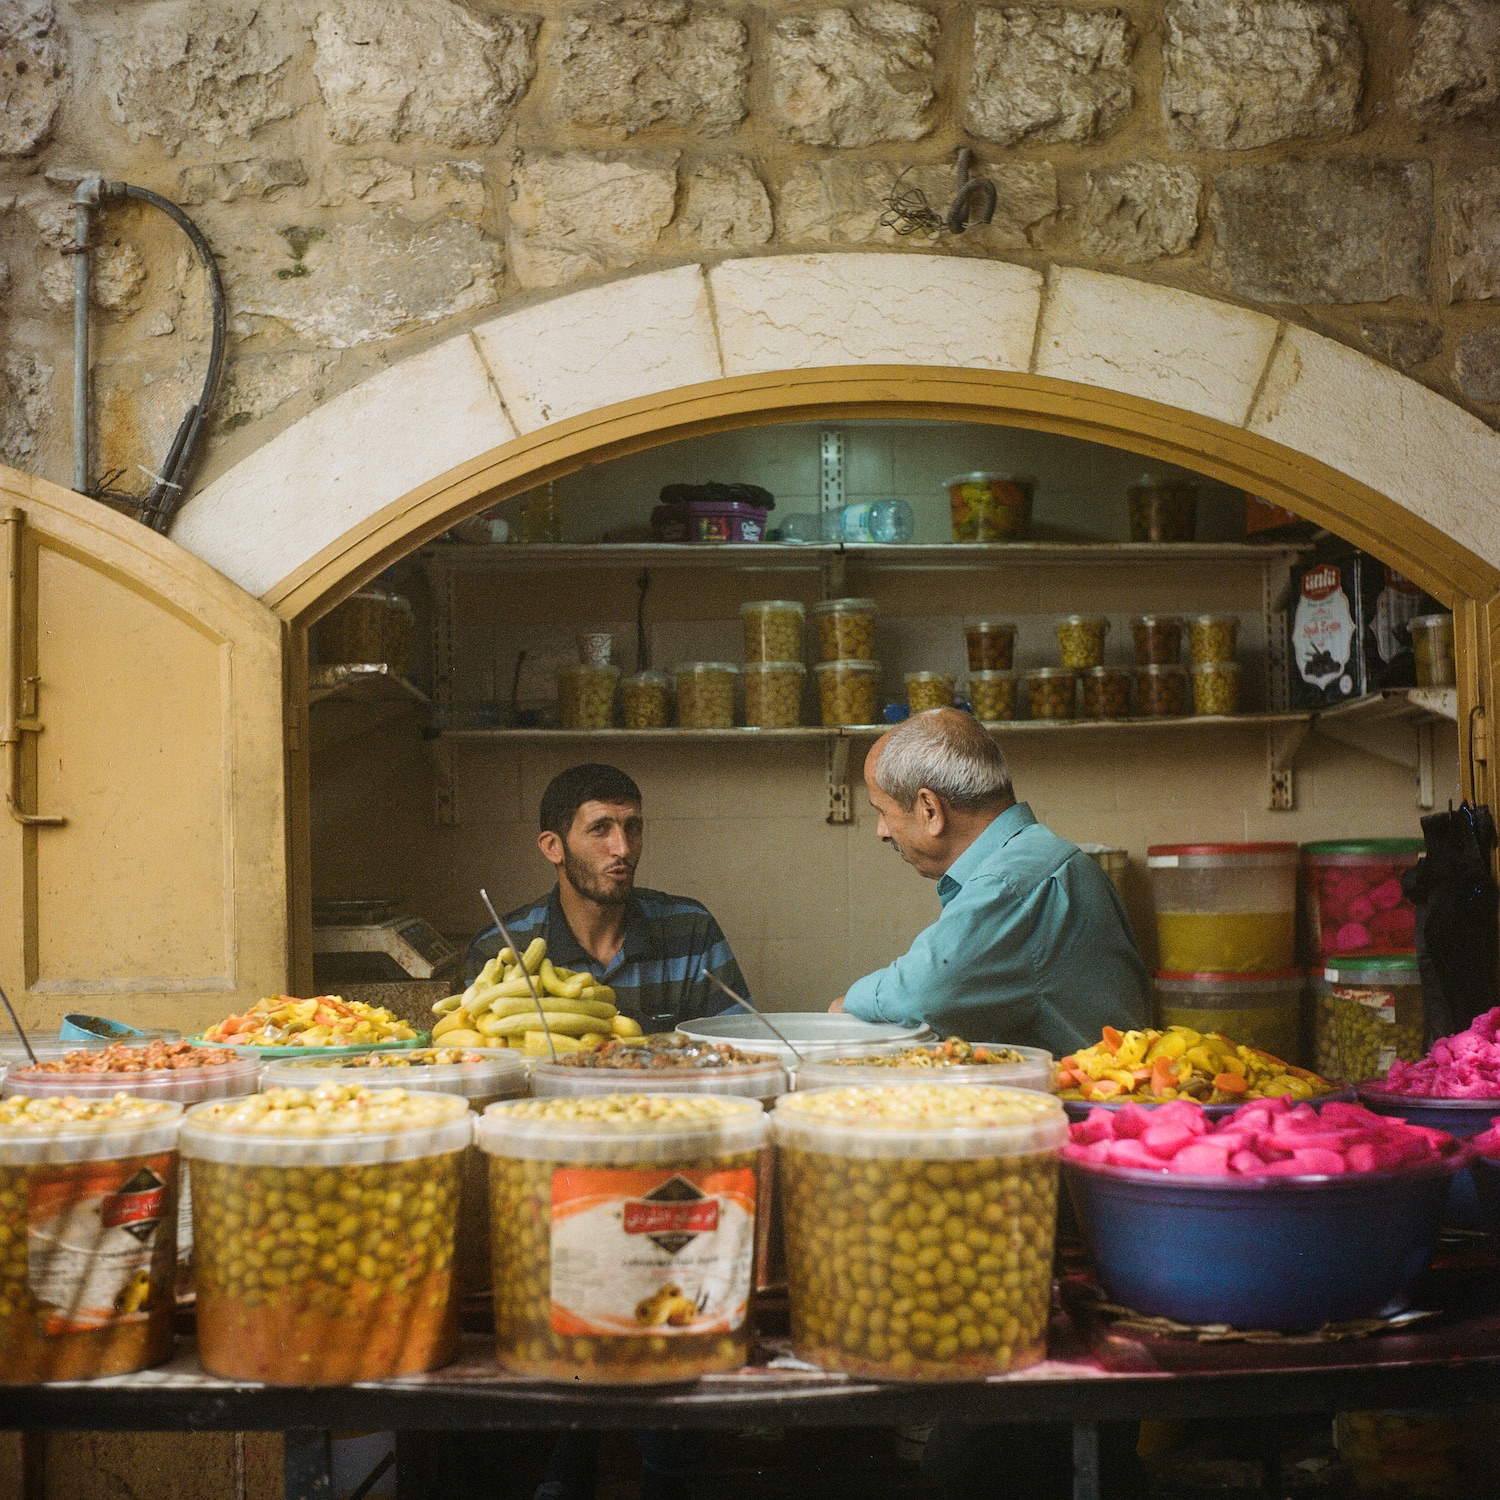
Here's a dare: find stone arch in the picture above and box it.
[171,254,1500,628]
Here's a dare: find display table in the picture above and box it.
[11,1304,1500,1500]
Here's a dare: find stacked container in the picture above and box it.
[814,598,880,727]
[1189,613,1241,716]
[1147,843,1303,1061]
[742,600,807,728]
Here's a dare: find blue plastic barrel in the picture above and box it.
[1064,1157,1457,1331]
[1357,1088,1500,1228]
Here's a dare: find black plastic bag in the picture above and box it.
[1401,802,1499,1047]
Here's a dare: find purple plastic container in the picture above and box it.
[687,500,768,543]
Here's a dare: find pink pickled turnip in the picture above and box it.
[1333,921,1372,952]
[1375,1007,1500,1099]
[1368,876,1406,912]
[1066,1097,1462,1179]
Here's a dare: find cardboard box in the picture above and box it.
[1288,554,1438,707]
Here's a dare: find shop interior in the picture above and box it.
[304,418,1459,1020]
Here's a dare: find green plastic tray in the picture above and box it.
[189,1035,430,1061]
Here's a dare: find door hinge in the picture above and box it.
[1471,706,1488,764]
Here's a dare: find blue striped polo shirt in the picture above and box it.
[462,886,749,1032]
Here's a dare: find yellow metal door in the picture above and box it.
[0,465,288,1036]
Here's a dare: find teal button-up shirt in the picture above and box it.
[843,802,1151,1059]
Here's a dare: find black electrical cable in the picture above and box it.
[106,182,227,534]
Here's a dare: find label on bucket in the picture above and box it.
[548,1166,755,1338]
[27,1154,172,1335]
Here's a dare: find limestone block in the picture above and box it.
[39,244,147,312]
[172,336,514,598]
[1210,160,1431,304]
[179,158,307,206]
[1397,0,1500,123]
[319,159,415,207]
[423,161,489,222]
[778,159,1055,249]
[1446,166,1500,302]
[0,1,66,157]
[1078,161,1199,264]
[100,4,293,155]
[965,5,1134,146]
[214,349,335,432]
[769,3,937,148]
[1250,324,1500,567]
[471,265,721,429]
[1035,266,1280,426]
[0,351,50,468]
[1358,319,1442,371]
[1456,326,1500,403]
[1162,0,1363,151]
[312,0,537,147]
[677,158,772,250]
[710,253,1042,374]
[507,150,677,290]
[228,213,501,348]
[552,1,749,137]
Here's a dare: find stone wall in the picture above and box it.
[4,0,1500,508]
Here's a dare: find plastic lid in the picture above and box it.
[813,598,876,614]
[1192,661,1240,674]
[966,619,1016,632]
[0,1097,183,1165]
[945,473,1033,487]
[531,1058,787,1101]
[1323,956,1420,982]
[1156,969,1304,984]
[970,669,1016,680]
[1408,613,1453,629]
[1302,839,1424,856]
[181,1086,473,1166]
[743,660,805,675]
[674,661,739,675]
[263,1050,527,1103]
[773,1083,1067,1160]
[1137,664,1186,675]
[677,1013,933,1064]
[1193,613,1237,624]
[624,670,670,686]
[1059,615,1109,626]
[1147,843,1298,867]
[4,1055,261,1106]
[814,658,879,674]
[1026,667,1076,679]
[1083,666,1131,678]
[1132,615,1184,627]
[477,1093,770,1164]
[741,600,805,615]
[906,671,955,684]
[795,1044,1054,1096]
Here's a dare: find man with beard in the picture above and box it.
[463,762,750,1031]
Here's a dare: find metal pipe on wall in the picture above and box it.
[68,176,101,498]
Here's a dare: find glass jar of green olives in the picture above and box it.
[1324,957,1425,1082]
[181,1085,473,1384]
[773,1084,1067,1381]
[478,1094,771,1383]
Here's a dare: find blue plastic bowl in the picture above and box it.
[1472,1154,1500,1234]
[1358,1087,1500,1228]
[1063,1155,1459,1331]
[1062,1086,1355,1126]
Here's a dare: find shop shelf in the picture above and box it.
[308,664,430,753]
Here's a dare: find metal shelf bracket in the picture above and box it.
[1266,721,1310,811]
[826,735,852,824]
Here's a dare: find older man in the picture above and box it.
[838,707,1150,1055]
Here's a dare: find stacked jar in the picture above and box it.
[1189,613,1240,716]
[1146,843,1304,1062]
[742,600,806,729]
[1132,614,1188,718]
[814,599,880,728]
[966,619,1018,722]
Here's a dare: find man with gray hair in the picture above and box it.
[837,707,1149,1056]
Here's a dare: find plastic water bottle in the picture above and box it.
[779,500,914,544]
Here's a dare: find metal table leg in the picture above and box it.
[1072,1420,1100,1500]
[284,1428,333,1500]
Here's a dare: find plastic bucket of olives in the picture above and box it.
[793,1041,1055,1095]
[263,1050,528,1296]
[0,1095,184,1383]
[477,1093,771,1383]
[181,1085,473,1384]
[773,1083,1067,1380]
